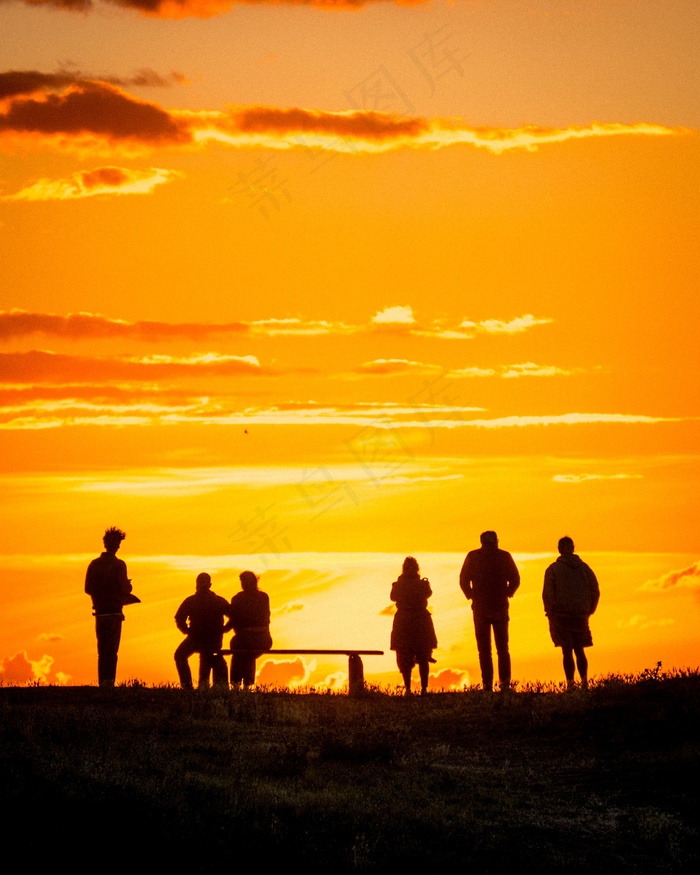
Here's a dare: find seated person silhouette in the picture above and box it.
[227,571,272,689]
[174,572,231,689]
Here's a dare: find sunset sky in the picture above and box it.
[1,0,698,690]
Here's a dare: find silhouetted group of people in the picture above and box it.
[85,526,599,692]
[391,530,600,694]
[174,569,272,690]
[84,527,270,689]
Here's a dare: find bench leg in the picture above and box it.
[348,653,365,697]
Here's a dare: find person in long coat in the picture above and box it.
[228,570,272,688]
[390,556,437,696]
[543,536,600,689]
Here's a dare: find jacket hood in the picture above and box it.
[557,553,584,568]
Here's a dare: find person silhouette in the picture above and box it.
[84,526,134,688]
[227,571,272,689]
[390,556,437,696]
[459,531,520,692]
[543,536,600,690]
[174,572,231,689]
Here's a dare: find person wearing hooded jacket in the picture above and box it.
[543,536,600,689]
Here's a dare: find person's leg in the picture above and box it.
[96,615,122,687]
[211,653,229,688]
[174,638,196,689]
[574,645,589,688]
[197,653,212,689]
[396,651,413,694]
[417,654,430,695]
[492,618,511,690]
[561,646,575,688]
[473,613,494,691]
[243,656,257,687]
[230,652,243,688]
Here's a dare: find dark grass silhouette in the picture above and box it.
[1,667,698,872]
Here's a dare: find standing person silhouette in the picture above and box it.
[459,531,520,692]
[174,572,231,689]
[84,527,135,687]
[390,556,437,696]
[228,571,272,689]
[543,536,600,690]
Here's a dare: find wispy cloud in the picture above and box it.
[198,109,683,156]
[0,349,267,382]
[5,462,467,495]
[552,473,643,484]
[0,68,186,100]
[0,308,551,342]
[0,392,684,431]
[460,413,682,429]
[0,75,683,156]
[460,314,553,335]
[616,614,675,631]
[641,562,700,592]
[501,362,576,379]
[352,359,576,379]
[3,0,430,18]
[275,601,305,616]
[353,358,442,377]
[2,166,180,201]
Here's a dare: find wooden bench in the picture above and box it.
[217,649,384,697]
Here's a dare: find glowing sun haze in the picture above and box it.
[1,0,698,688]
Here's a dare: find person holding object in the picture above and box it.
[390,556,437,696]
[174,572,231,689]
[227,571,272,689]
[459,531,520,692]
[543,536,600,690]
[85,526,139,687]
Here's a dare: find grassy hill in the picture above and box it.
[1,669,698,872]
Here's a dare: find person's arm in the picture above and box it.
[84,561,95,595]
[543,565,555,615]
[459,557,473,600]
[117,559,132,600]
[506,555,520,598]
[586,565,600,615]
[174,601,190,635]
[221,598,234,632]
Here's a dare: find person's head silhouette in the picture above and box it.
[480,531,498,547]
[103,527,126,554]
[196,572,212,592]
[239,570,259,592]
[558,536,575,555]
[402,556,419,575]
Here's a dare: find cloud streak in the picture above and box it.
[3,0,452,20]
[0,68,186,100]
[2,166,180,201]
[0,349,267,382]
[0,75,683,156]
[552,473,643,484]
[0,308,551,342]
[641,562,700,592]
[0,391,684,431]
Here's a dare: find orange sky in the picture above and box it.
[1,0,698,689]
